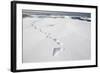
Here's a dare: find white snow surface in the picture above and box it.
[23,16,91,63]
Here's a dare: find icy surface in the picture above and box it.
[31,17,66,56]
[22,11,91,63]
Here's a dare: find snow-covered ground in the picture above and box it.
[22,15,91,63]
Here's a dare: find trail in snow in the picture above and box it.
[31,19,64,56]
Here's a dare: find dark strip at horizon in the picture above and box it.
[22,9,91,18]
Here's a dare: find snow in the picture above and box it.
[22,16,91,63]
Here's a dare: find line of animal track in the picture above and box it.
[31,20,64,56]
